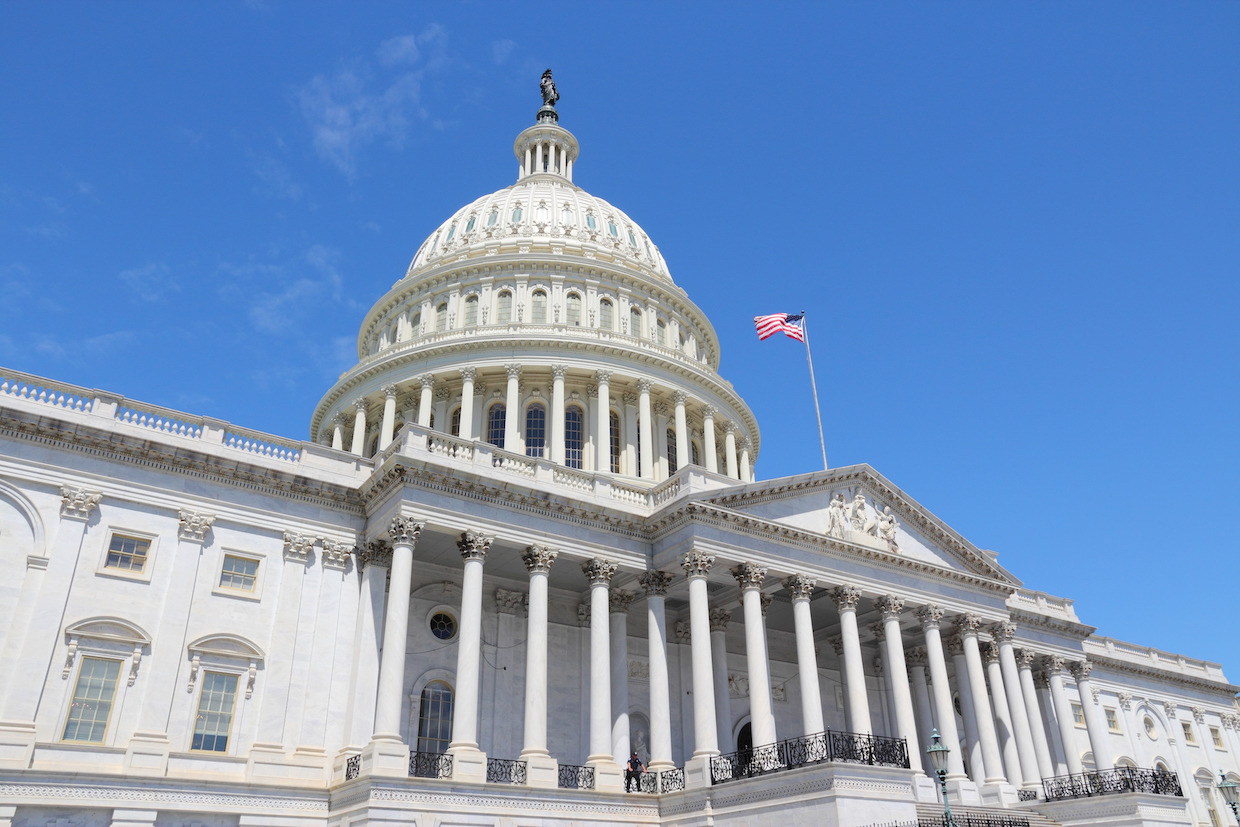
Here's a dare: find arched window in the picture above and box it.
[410,311,421,336]
[525,403,546,458]
[487,209,498,227]
[511,205,523,223]
[666,428,678,475]
[496,291,512,324]
[465,215,476,233]
[630,307,642,337]
[445,223,456,243]
[486,404,505,448]
[691,440,701,466]
[599,299,614,331]
[531,290,548,324]
[417,681,454,754]
[449,407,461,437]
[565,406,584,469]
[436,302,448,332]
[464,295,479,326]
[566,293,582,327]
[656,319,666,345]
[609,410,621,473]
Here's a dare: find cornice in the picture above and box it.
[1083,651,1240,697]
[1008,606,1096,639]
[0,774,328,811]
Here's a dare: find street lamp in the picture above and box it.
[926,728,957,827]
[1218,770,1239,824]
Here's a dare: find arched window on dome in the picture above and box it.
[436,302,448,332]
[630,307,643,337]
[656,319,667,346]
[561,204,573,225]
[464,295,479,327]
[531,290,548,324]
[496,291,512,324]
[416,680,454,754]
[627,229,637,248]
[487,209,498,227]
[486,404,505,449]
[599,299,614,331]
[465,215,476,233]
[525,404,546,458]
[609,410,621,473]
[566,293,582,327]
[666,428,678,475]
[410,311,421,337]
[511,205,523,223]
[565,406,585,469]
[586,213,597,231]
[691,440,701,467]
[449,407,461,437]
[445,223,456,243]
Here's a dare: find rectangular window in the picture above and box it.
[1183,721,1197,744]
[62,657,121,743]
[1072,702,1086,727]
[1105,708,1121,732]
[192,671,239,753]
[219,555,259,592]
[105,534,151,573]
[1212,727,1226,749]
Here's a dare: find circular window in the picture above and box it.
[429,611,457,641]
[1144,716,1158,740]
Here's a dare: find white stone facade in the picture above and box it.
[0,82,1235,827]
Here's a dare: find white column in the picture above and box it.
[447,530,493,783]
[458,368,476,442]
[551,365,567,464]
[831,585,871,735]
[784,576,824,736]
[917,606,965,779]
[1045,656,1083,774]
[373,518,422,739]
[417,374,434,427]
[1016,648,1056,780]
[876,595,921,770]
[984,642,1023,787]
[350,398,368,455]
[330,414,345,450]
[596,370,612,471]
[991,623,1042,786]
[637,379,654,479]
[623,392,638,475]
[504,365,521,450]
[702,407,718,473]
[673,391,689,471]
[738,438,752,482]
[520,546,557,759]
[583,558,618,768]
[1072,660,1114,771]
[709,608,733,751]
[347,543,389,746]
[610,589,636,767]
[948,634,985,783]
[379,384,399,449]
[683,551,719,756]
[723,422,738,479]
[907,649,936,759]
[732,564,777,747]
[956,615,1007,785]
[640,571,675,771]
[433,388,449,431]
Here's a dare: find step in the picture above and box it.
[914,801,1062,827]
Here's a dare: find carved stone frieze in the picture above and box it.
[177,509,215,543]
[609,589,636,614]
[582,557,617,586]
[59,485,101,520]
[681,550,714,578]
[388,516,424,547]
[782,574,815,601]
[639,570,674,596]
[521,544,558,574]
[457,530,492,561]
[730,562,766,591]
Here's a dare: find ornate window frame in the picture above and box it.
[97,528,159,583]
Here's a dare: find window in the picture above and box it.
[219,555,259,593]
[463,295,478,326]
[656,319,666,345]
[666,427,678,475]
[105,533,150,573]
[465,215,476,233]
[496,291,512,324]
[487,209,498,227]
[1212,727,1225,749]
[691,440,701,466]
[630,307,642,337]
[417,681,454,754]
[1183,721,1197,744]
[561,204,573,224]
[1144,716,1158,739]
[192,671,238,753]
[599,299,614,331]
[1105,708,1121,733]
[1071,703,1086,727]
[486,404,505,449]
[62,657,121,743]
[609,411,621,473]
[566,293,582,326]
[429,612,457,641]
[627,229,637,247]
[586,213,597,230]
[565,406,584,469]
[449,407,461,437]
[531,290,547,324]
[511,206,523,223]
[608,220,618,237]
[445,224,455,243]
[410,311,421,336]
[436,302,448,332]
[525,404,546,458]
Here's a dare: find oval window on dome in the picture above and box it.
[511,206,523,223]
[487,209,498,227]
[627,230,637,247]
[465,215,476,233]
[586,214,597,230]
[446,224,456,242]
[608,220,618,237]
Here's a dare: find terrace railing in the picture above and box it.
[486,757,528,785]
[557,763,595,790]
[710,729,909,785]
[1042,766,1183,801]
[409,751,453,779]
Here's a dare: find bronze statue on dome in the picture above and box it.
[540,69,559,108]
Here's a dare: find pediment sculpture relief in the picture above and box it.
[826,491,900,553]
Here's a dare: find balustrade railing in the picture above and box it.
[915,816,1031,827]
[710,730,909,785]
[409,751,453,779]
[660,766,686,793]
[486,757,527,785]
[1042,766,1182,801]
[557,763,595,789]
[1016,788,1038,801]
[344,753,361,781]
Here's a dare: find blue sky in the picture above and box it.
[3,4,1238,677]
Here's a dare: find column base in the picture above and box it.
[980,781,1021,807]
[331,745,366,785]
[586,756,624,792]
[0,720,35,769]
[447,745,488,783]
[107,810,158,827]
[647,759,676,773]
[244,742,329,785]
[362,737,412,779]
[683,754,716,790]
[123,730,170,776]
[947,777,984,806]
[913,774,942,803]
[521,752,560,788]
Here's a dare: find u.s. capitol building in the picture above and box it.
[0,75,1235,827]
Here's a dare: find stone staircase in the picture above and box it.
[914,802,1062,827]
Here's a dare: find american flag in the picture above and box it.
[753,312,805,342]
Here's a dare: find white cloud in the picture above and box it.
[119,261,177,302]
[377,35,419,67]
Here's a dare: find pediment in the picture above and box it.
[700,464,1019,585]
[64,617,151,647]
[187,633,265,662]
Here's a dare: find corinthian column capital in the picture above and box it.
[521,544,557,573]
[782,575,816,601]
[831,584,862,611]
[456,530,492,561]
[875,594,905,620]
[730,562,767,591]
[916,604,945,628]
[177,509,215,543]
[681,550,714,579]
[388,516,424,547]
[582,557,617,586]
[639,570,674,596]
[60,485,102,520]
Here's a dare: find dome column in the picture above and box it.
[595,371,612,471]
[350,398,368,455]
[379,384,399,450]
[637,379,654,480]
[551,365,567,464]
[330,414,345,450]
[417,375,434,428]
[739,438,752,482]
[702,407,718,473]
[723,421,739,479]
[458,368,477,442]
[504,365,522,450]
[673,392,689,472]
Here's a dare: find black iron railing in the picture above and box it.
[344,753,361,781]
[558,763,595,789]
[1042,766,1182,801]
[635,770,657,793]
[660,766,686,793]
[1017,788,1038,801]
[917,816,1030,827]
[710,729,909,784]
[409,751,453,779]
[487,757,528,784]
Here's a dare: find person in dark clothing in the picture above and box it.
[624,751,646,792]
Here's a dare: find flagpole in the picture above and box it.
[800,310,828,471]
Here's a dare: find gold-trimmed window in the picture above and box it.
[219,555,259,592]
[105,534,150,573]
[192,671,239,753]
[62,657,121,743]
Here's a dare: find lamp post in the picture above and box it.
[1218,770,1239,824]
[926,728,957,827]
